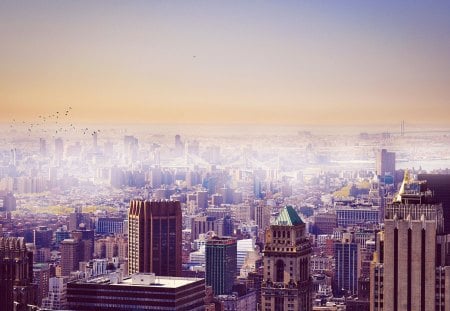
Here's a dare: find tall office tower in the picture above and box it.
[92,131,98,150]
[0,237,36,311]
[33,263,50,306]
[41,277,68,310]
[382,172,445,311]
[261,206,312,311]
[191,216,218,241]
[0,192,17,212]
[128,200,182,276]
[72,227,95,262]
[418,174,450,234]
[94,235,128,260]
[255,204,271,237]
[206,236,237,295]
[67,273,206,311]
[254,176,263,199]
[55,227,71,246]
[219,186,235,204]
[175,134,184,156]
[68,208,92,231]
[333,233,361,296]
[34,225,53,249]
[370,231,385,311]
[376,149,396,180]
[54,137,64,162]
[60,239,81,276]
[212,193,223,206]
[96,217,125,234]
[197,189,209,210]
[39,138,47,156]
[186,140,200,155]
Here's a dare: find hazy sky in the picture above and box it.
[1,1,450,125]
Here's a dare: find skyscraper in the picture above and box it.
[54,137,64,162]
[68,207,92,231]
[261,205,312,311]
[381,172,446,311]
[39,138,47,156]
[0,237,36,311]
[33,263,50,306]
[60,239,81,276]
[67,273,206,311]
[128,200,182,276]
[333,233,361,296]
[34,225,53,249]
[255,203,271,240]
[376,149,395,181]
[206,236,237,295]
[418,174,450,234]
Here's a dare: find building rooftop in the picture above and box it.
[274,205,304,226]
[72,273,204,289]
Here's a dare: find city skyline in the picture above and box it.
[2,1,450,126]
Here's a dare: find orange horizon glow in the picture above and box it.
[1,2,450,126]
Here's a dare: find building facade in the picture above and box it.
[128,200,182,276]
[206,236,237,295]
[67,273,205,310]
[261,206,312,311]
[0,237,36,311]
[333,233,360,296]
[372,173,450,311]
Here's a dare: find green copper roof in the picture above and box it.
[275,205,304,226]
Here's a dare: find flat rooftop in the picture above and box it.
[120,276,202,288]
[73,273,204,289]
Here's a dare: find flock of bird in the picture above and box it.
[9,106,100,138]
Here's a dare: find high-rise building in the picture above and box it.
[255,204,271,237]
[175,134,184,156]
[92,131,98,150]
[206,236,237,295]
[197,190,209,210]
[94,235,128,260]
[67,273,206,311]
[261,205,312,311]
[33,263,50,306]
[336,206,379,228]
[34,225,53,249]
[60,239,81,276]
[72,228,95,262]
[54,137,64,162]
[376,149,395,181]
[418,174,450,234]
[237,239,255,274]
[39,138,47,156]
[0,237,36,311]
[0,192,17,212]
[68,208,92,231]
[128,200,182,276]
[41,277,68,310]
[376,172,450,311]
[191,216,218,241]
[333,233,361,296]
[96,217,125,234]
[312,212,337,235]
[55,226,71,246]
